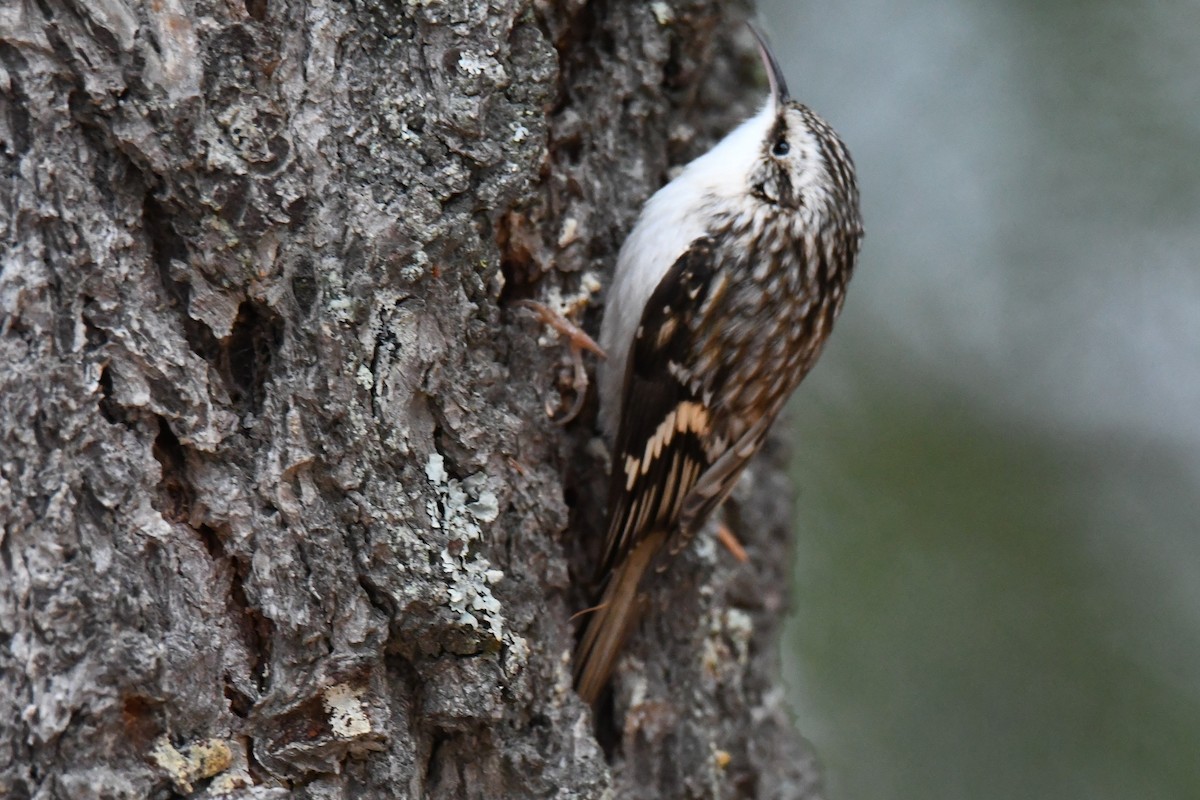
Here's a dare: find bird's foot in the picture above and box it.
[517,299,606,424]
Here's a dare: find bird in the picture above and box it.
[573,23,863,707]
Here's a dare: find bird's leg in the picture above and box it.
[516,299,606,424]
[716,521,749,563]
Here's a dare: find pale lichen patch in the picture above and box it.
[149,736,233,794]
[722,608,754,666]
[457,52,508,83]
[323,683,372,739]
[557,217,580,247]
[425,453,507,645]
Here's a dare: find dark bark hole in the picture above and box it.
[663,33,695,92]
[212,175,251,224]
[553,128,584,164]
[243,738,270,786]
[229,555,273,692]
[142,193,222,363]
[0,44,31,157]
[143,196,189,306]
[357,573,396,620]
[731,764,759,796]
[261,134,289,171]
[120,695,165,750]
[593,691,619,755]
[151,416,193,523]
[283,192,308,227]
[572,0,616,58]
[96,366,140,429]
[424,731,449,789]
[196,524,224,560]
[219,300,283,413]
[224,678,254,718]
[68,88,117,179]
[245,0,268,22]
[495,211,540,306]
[97,366,120,425]
[290,258,317,314]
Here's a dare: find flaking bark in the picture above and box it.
[0,0,824,797]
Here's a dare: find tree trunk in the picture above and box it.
[0,0,823,797]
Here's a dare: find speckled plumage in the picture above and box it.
[575,26,863,706]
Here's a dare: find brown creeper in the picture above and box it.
[574,24,863,706]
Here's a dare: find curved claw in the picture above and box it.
[516,299,607,424]
[552,350,590,426]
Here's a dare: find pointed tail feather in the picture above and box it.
[574,531,667,706]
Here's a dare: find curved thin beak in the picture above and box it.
[747,22,791,106]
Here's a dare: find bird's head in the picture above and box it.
[742,24,859,225]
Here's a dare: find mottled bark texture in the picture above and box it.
[0,0,823,797]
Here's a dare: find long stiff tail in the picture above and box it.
[574,531,667,706]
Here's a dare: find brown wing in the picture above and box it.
[598,237,731,578]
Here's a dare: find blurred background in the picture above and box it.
[759,1,1200,798]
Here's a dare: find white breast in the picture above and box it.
[598,102,775,439]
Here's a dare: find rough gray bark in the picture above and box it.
[0,0,823,797]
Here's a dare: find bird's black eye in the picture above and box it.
[772,138,790,157]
